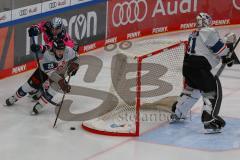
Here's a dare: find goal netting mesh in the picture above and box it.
[82,39,187,136]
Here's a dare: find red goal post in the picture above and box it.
[82,41,188,136]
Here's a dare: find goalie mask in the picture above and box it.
[196,12,212,28]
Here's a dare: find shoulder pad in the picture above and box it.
[199,27,217,43]
[43,50,54,58]
[44,21,52,29]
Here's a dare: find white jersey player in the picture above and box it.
[5,39,80,115]
[170,12,236,133]
[31,39,80,115]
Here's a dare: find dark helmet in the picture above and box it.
[51,17,63,30]
[53,39,65,50]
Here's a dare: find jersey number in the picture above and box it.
[188,31,199,54]
[188,37,196,54]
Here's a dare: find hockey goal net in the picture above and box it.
[82,41,187,136]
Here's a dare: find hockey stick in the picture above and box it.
[216,37,240,77]
[31,37,60,106]
[53,75,71,128]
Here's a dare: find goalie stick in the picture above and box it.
[216,36,240,77]
[203,37,240,134]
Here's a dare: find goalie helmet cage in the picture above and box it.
[82,41,188,136]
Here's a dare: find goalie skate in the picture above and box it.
[203,119,225,134]
[169,113,186,123]
[204,128,222,134]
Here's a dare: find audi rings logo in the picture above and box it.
[233,0,240,10]
[112,0,148,27]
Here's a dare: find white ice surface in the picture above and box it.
[0,25,240,160]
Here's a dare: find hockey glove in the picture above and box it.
[58,78,71,93]
[31,44,41,53]
[73,44,79,52]
[226,43,234,52]
[222,55,234,67]
[41,45,50,54]
[67,61,79,76]
[28,26,40,37]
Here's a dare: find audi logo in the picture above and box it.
[19,9,28,16]
[49,2,57,9]
[233,0,240,10]
[112,0,148,27]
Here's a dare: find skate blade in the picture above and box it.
[30,110,39,116]
[169,118,186,124]
[2,103,13,107]
[204,129,222,134]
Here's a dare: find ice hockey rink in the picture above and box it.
[0,25,240,160]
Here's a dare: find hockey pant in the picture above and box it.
[37,77,68,107]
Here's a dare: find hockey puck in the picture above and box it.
[70,127,76,130]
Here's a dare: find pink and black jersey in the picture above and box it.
[32,21,74,49]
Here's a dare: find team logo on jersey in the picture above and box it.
[233,0,240,10]
[57,61,66,71]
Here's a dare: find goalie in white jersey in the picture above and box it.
[170,12,236,132]
[5,39,80,115]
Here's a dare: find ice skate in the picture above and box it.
[204,123,222,134]
[31,102,44,115]
[169,113,185,123]
[5,96,17,106]
[203,117,225,134]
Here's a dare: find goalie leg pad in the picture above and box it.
[174,86,201,119]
